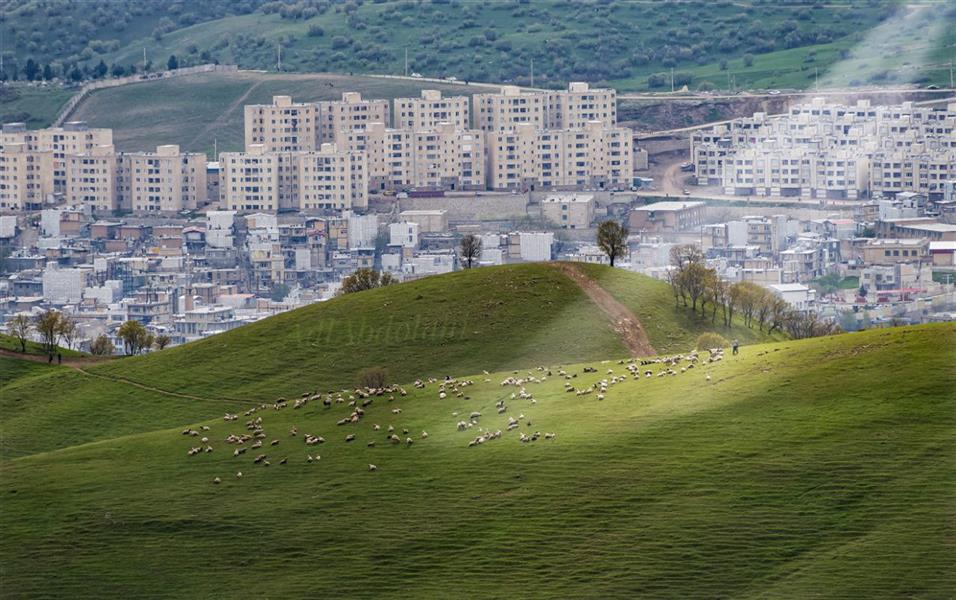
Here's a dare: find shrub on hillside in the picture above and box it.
[358,367,388,389]
[338,268,396,295]
[696,332,729,352]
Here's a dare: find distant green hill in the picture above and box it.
[7,0,953,93]
[68,72,500,154]
[1,321,952,597]
[1,264,772,458]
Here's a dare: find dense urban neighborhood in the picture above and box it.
[2,78,955,353]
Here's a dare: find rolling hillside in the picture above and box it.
[1,321,953,597]
[1,264,772,459]
[6,1,953,94]
[68,72,499,154]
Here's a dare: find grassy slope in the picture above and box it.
[576,264,780,352]
[0,85,74,129]
[85,265,608,397]
[97,1,896,90]
[1,323,952,597]
[69,72,495,154]
[89,264,769,401]
[0,357,233,459]
[0,333,88,357]
[2,264,775,458]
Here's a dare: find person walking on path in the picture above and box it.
[732,339,739,355]
[57,352,62,365]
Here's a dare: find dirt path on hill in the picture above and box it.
[552,263,656,357]
[187,79,264,149]
[1,348,248,405]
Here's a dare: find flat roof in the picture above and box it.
[634,201,705,212]
[769,283,810,292]
[865,238,927,246]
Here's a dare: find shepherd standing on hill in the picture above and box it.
[732,339,739,355]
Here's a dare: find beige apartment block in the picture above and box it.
[473,86,549,132]
[65,144,117,212]
[394,90,470,130]
[0,143,54,211]
[121,145,207,213]
[862,238,930,265]
[486,121,633,191]
[221,145,282,212]
[342,123,415,191]
[551,82,617,129]
[1,121,113,194]
[541,193,595,229]
[318,92,390,146]
[410,123,485,190]
[298,144,368,211]
[222,144,368,213]
[244,95,319,152]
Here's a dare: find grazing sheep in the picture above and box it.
[406,437,413,446]
[271,439,280,446]
[373,424,381,431]
[706,374,712,382]
[368,464,378,472]
[279,458,288,465]
[544,432,556,440]
[367,441,376,447]
[392,408,402,414]
[421,431,428,439]
[236,472,242,479]
[346,434,356,443]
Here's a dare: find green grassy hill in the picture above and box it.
[68,72,499,154]
[7,0,952,94]
[87,264,772,402]
[0,264,771,459]
[1,321,952,597]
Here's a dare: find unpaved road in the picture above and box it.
[553,263,656,357]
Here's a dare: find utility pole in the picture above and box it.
[950,60,954,89]
[277,43,282,71]
[143,47,147,73]
[530,58,534,88]
[670,67,675,93]
[404,48,408,77]
[213,137,218,160]
[815,67,819,91]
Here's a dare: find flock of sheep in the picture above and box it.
[181,347,726,484]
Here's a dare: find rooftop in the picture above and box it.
[633,201,705,212]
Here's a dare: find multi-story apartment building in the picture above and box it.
[486,121,632,191]
[1,121,113,194]
[221,144,369,213]
[473,83,616,132]
[473,86,550,132]
[394,90,470,131]
[298,144,368,210]
[410,123,485,191]
[220,145,282,212]
[65,144,117,211]
[550,82,617,129]
[0,143,54,210]
[244,95,320,152]
[343,122,415,191]
[343,122,484,191]
[119,145,207,213]
[694,100,956,200]
[318,92,390,146]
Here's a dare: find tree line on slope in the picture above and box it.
[666,245,840,340]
